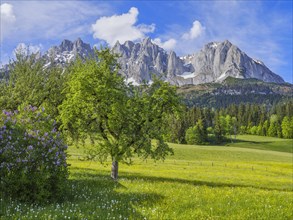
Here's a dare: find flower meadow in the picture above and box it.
[0,106,69,203]
[0,107,292,219]
[1,142,292,220]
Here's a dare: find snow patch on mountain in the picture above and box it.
[3,38,284,86]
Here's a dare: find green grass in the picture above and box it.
[1,135,292,219]
[228,135,292,153]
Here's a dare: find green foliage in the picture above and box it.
[1,135,292,219]
[213,114,224,143]
[164,110,187,144]
[185,119,207,145]
[0,52,67,120]
[250,126,258,135]
[262,120,269,136]
[281,116,293,139]
[256,123,263,135]
[59,48,180,175]
[268,122,278,137]
[165,100,292,144]
[0,106,69,203]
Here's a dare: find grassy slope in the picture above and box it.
[230,135,292,153]
[1,136,292,219]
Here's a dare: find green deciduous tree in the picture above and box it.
[214,114,224,143]
[262,120,269,136]
[250,126,258,135]
[0,51,67,120]
[281,116,293,139]
[268,114,279,137]
[59,48,180,180]
[185,119,207,145]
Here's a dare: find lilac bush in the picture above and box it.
[0,106,69,203]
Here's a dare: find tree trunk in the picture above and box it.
[111,160,118,180]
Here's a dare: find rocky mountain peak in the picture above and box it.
[125,40,135,49]
[72,38,92,56]
[20,37,284,86]
[60,39,73,52]
[142,37,152,45]
[112,38,284,85]
[223,39,232,46]
[43,38,93,67]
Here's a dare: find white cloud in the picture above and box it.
[14,43,43,56]
[92,7,155,46]
[182,20,205,40]
[0,3,16,41]
[0,1,110,42]
[0,3,15,22]
[153,38,177,51]
[152,20,206,55]
[193,1,291,78]
[137,23,156,33]
[172,1,291,81]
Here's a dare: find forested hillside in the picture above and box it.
[165,100,293,145]
[178,77,292,108]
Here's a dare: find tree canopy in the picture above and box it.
[0,51,67,119]
[59,48,181,179]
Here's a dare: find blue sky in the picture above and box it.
[1,0,292,82]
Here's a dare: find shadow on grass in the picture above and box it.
[224,139,292,153]
[228,139,273,145]
[118,171,291,193]
[61,168,164,219]
[70,167,291,193]
[193,137,273,147]
[211,138,273,146]
[0,169,163,219]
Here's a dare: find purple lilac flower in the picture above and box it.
[3,110,13,116]
[27,145,33,150]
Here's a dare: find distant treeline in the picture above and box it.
[1,53,292,147]
[165,101,293,144]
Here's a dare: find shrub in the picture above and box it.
[0,106,69,203]
[250,126,258,135]
[185,120,207,145]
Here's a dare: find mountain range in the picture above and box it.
[112,38,284,85]
[1,37,285,85]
